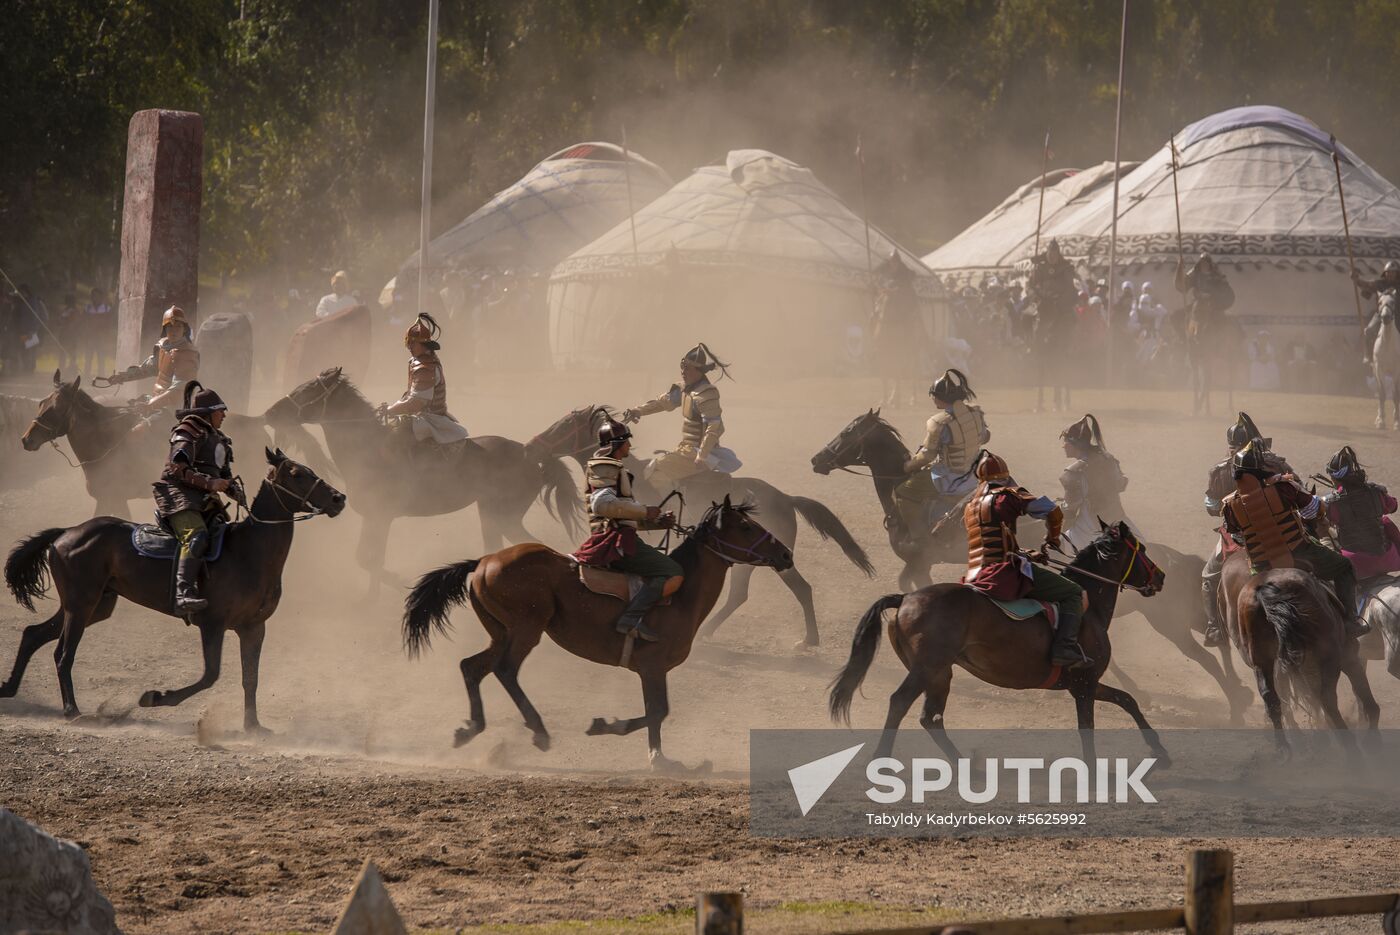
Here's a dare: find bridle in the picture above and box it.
[28,390,130,468]
[1046,532,1160,595]
[817,418,908,481]
[241,466,335,524]
[682,509,783,567]
[281,371,341,423]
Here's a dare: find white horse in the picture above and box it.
[1360,580,1400,680]
[1372,292,1400,429]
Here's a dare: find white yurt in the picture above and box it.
[548,149,946,372]
[1038,105,1400,348]
[922,161,1134,289]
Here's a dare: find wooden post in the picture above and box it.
[697,892,743,935]
[1185,848,1234,935]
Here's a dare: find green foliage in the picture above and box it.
[3,0,1398,294]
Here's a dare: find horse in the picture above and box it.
[1219,548,1379,754]
[1371,292,1400,430]
[1360,580,1400,681]
[528,405,874,647]
[829,520,1168,763]
[2,449,346,731]
[400,498,793,771]
[262,368,582,597]
[18,370,283,518]
[1186,311,1238,418]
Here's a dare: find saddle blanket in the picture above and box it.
[985,595,1058,629]
[569,560,671,605]
[131,523,227,562]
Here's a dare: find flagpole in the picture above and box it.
[619,124,641,264]
[417,0,440,315]
[1106,0,1128,384]
[856,133,876,315]
[1033,130,1051,258]
[1331,135,1367,335]
[1169,133,1184,267]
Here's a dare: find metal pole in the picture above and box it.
[619,124,641,263]
[417,0,440,315]
[1331,135,1367,333]
[1169,133,1184,267]
[1033,130,1051,258]
[1106,0,1128,384]
[856,134,876,313]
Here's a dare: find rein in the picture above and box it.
[820,420,910,481]
[1040,537,1157,594]
[670,508,781,567]
[236,472,331,525]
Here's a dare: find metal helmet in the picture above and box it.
[1061,413,1105,451]
[1327,445,1366,484]
[160,305,191,337]
[681,342,731,380]
[1045,239,1062,259]
[929,368,975,403]
[1225,411,1265,450]
[1385,260,1400,277]
[974,450,1011,482]
[1231,438,1273,478]
[177,380,226,417]
[597,419,632,450]
[403,312,441,350]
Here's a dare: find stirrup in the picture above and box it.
[616,618,659,642]
[1346,617,1372,639]
[1051,644,1094,669]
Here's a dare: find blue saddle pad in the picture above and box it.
[987,596,1056,626]
[131,522,227,562]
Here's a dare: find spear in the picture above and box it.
[1330,134,1367,332]
[1169,133,1184,268]
[619,123,641,264]
[1033,129,1051,258]
[856,133,876,315]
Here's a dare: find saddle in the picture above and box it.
[573,563,671,605]
[979,594,1058,629]
[131,518,229,562]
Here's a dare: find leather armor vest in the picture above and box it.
[585,456,635,533]
[1331,485,1387,555]
[964,486,1018,576]
[408,353,449,416]
[1084,451,1127,521]
[1224,480,1304,569]
[679,382,721,450]
[153,337,200,392]
[933,402,987,474]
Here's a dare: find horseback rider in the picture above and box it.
[151,381,241,613]
[1028,239,1078,334]
[1322,445,1400,582]
[1220,439,1369,640]
[620,343,739,487]
[1201,412,1292,647]
[1354,261,1400,365]
[892,368,989,545]
[1175,252,1235,333]
[962,451,1092,669]
[572,418,683,642]
[103,306,200,411]
[1058,414,1136,550]
[378,312,471,448]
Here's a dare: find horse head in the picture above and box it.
[265,367,360,427]
[811,409,901,475]
[1088,518,1165,596]
[262,446,347,518]
[22,370,84,450]
[694,495,793,570]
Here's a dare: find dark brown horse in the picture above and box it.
[1219,548,1379,753]
[19,370,283,517]
[2,449,345,731]
[812,409,1254,720]
[263,368,582,597]
[829,521,1168,762]
[528,405,874,647]
[401,498,793,771]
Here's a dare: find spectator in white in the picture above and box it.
[1247,329,1281,391]
[315,270,358,319]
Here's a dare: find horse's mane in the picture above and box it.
[865,416,903,442]
[320,371,375,412]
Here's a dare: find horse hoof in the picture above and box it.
[138,690,160,708]
[794,638,819,651]
[532,732,552,752]
[585,717,611,736]
[63,706,81,721]
[453,722,482,748]
[245,723,274,738]
[0,683,16,698]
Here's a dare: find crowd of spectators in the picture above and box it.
[0,283,117,380]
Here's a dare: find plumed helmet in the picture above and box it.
[1225,411,1266,449]
[1231,438,1273,477]
[160,306,191,336]
[974,450,1010,481]
[681,342,731,380]
[929,368,975,403]
[1327,445,1366,484]
[404,312,441,350]
[177,380,226,417]
[597,418,632,450]
[1060,413,1105,451]
[1385,260,1400,276]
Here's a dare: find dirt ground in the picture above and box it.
[3,371,1400,933]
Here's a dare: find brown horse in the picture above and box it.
[529,405,873,646]
[1219,548,1379,753]
[263,368,582,597]
[401,498,793,771]
[2,449,345,731]
[19,370,283,518]
[829,521,1167,762]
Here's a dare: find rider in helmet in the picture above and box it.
[1058,414,1136,550]
[1221,439,1369,640]
[963,451,1092,669]
[573,418,684,642]
[1354,261,1400,365]
[892,368,990,545]
[1200,412,1293,646]
[1322,446,1400,582]
[1175,252,1235,338]
[1028,239,1079,411]
[104,305,201,410]
[379,313,470,447]
[152,381,240,614]
[621,343,739,487]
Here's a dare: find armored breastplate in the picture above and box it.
[1333,486,1387,555]
[409,355,449,416]
[585,456,634,533]
[1226,484,1304,569]
[964,488,1017,575]
[154,338,199,391]
[939,403,986,474]
[1085,453,1127,521]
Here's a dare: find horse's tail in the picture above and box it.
[537,454,584,540]
[402,559,479,658]
[792,496,875,578]
[5,528,64,612]
[829,593,904,725]
[1255,580,1313,670]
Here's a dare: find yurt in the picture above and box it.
[922,161,1134,288]
[1038,105,1400,348]
[548,149,946,372]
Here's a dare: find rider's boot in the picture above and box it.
[1050,609,1094,669]
[1334,575,1372,640]
[1202,573,1225,647]
[175,529,210,614]
[615,576,668,642]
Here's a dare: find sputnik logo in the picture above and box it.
[787,743,865,816]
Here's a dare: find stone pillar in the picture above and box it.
[116,109,203,369]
